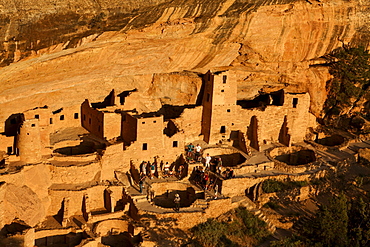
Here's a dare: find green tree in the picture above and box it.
[304,193,349,247]
[348,197,370,247]
[323,45,370,127]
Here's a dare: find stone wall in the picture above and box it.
[103,111,121,140]
[48,161,101,184]
[81,100,104,139]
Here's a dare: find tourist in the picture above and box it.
[141,161,147,175]
[174,194,181,212]
[194,144,202,162]
[217,157,223,174]
[150,162,156,179]
[160,160,164,172]
[187,143,194,157]
[203,172,209,190]
[164,162,170,176]
[177,164,184,179]
[214,184,219,199]
[204,153,211,169]
[228,168,235,179]
[139,173,145,194]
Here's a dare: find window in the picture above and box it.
[35,114,39,119]
[60,115,65,121]
[50,118,53,124]
[83,114,86,121]
[221,90,224,92]
[153,120,156,123]
[292,98,298,108]
[142,122,146,124]
[89,118,91,124]
[173,141,178,147]
[223,75,227,83]
[7,147,12,154]
[220,126,226,133]
[227,109,230,112]
[142,143,148,150]
[74,113,79,119]
[232,123,234,126]
[207,93,210,102]
[31,124,35,127]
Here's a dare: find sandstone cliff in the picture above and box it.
[0,0,369,126]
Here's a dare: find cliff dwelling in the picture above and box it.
[1,0,370,246]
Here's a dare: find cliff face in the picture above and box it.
[0,0,369,123]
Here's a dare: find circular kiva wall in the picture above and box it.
[315,134,346,147]
[268,146,318,173]
[203,147,246,167]
[94,219,133,236]
[150,182,197,209]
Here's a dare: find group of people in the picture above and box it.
[186,143,236,180]
[137,160,187,193]
[186,143,202,162]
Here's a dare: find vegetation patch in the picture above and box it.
[190,206,271,247]
[322,45,370,132]
[262,179,308,193]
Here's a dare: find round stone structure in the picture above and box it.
[267,146,319,173]
[202,147,247,167]
[150,182,197,209]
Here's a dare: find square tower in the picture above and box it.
[201,70,238,143]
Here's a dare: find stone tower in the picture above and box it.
[17,119,42,163]
[201,70,238,144]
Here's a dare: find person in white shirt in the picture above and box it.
[204,153,211,169]
[194,144,202,162]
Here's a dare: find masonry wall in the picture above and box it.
[48,186,104,217]
[81,100,104,139]
[201,71,213,143]
[206,93,314,148]
[48,161,101,184]
[103,112,121,140]
[23,105,81,132]
[122,113,137,145]
[0,135,14,155]
[17,119,42,163]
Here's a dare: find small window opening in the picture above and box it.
[173,141,178,147]
[232,123,234,126]
[7,146,12,154]
[74,113,79,119]
[227,109,230,112]
[89,118,91,124]
[221,90,224,93]
[142,143,148,150]
[153,120,156,123]
[50,118,53,124]
[98,126,101,132]
[220,126,226,133]
[31,124,35,127]
[142,122,146,124]
[223,75,227,83]
[292,98,298,108]
[60,115,65,121]
[83,114,86,121]
[207,93,210,102]
[35,114,39,119]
